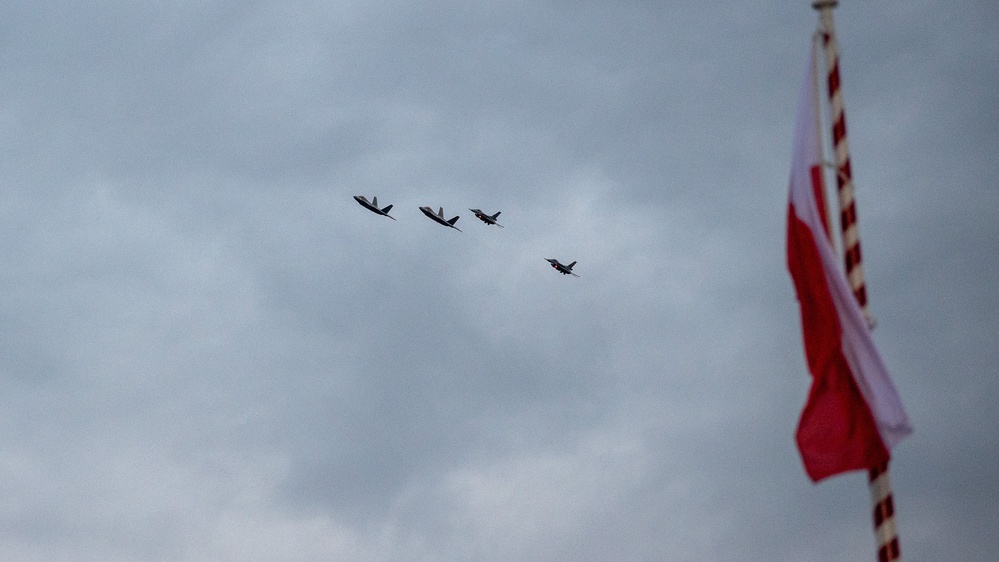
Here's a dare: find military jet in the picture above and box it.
[419,206,462,232]
[545,258,579,277]
[353,195,396,220]
[469,209,504,228]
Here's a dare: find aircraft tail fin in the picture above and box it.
[381,204,393,214]
[372,196,378,206]
[567,261,576,269]
[438,207,444,217]
[448,215,460,226]
[492,211,501,219]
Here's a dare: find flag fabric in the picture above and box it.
[786,42,912,482]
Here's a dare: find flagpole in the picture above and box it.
[811,2,902,561]
[811,0,874,329]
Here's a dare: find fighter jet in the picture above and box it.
[353,195,396,220]
[545,258,579,277]
[419,206,462,232]
[469,208,504,228]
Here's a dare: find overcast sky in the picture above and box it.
[2,1,997,560]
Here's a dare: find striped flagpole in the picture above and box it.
[869,460,902,562]
[813,0,874,329]
[811,2,902,561]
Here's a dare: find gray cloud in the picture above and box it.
[1,1,996,560]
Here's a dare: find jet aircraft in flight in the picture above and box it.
[469,209,503,228]
[353,195,395,220]
[545,258,579,277]
[419,206,462,232]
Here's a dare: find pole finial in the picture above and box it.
[811,0,838,10]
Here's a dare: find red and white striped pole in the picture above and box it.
[869,460,901,562]
[811,2,901,561]
[813,0,874,329]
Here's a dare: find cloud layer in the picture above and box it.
[1,1,997,560]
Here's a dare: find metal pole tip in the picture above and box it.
[811,0,838,9]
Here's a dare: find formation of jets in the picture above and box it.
[354,195,578,278]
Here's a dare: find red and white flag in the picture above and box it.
[786,43,912,482]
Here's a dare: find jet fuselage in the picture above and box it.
[420,206,462,232]
[469,208,503,227]
[354,195,395,220]
[545,258,579,277]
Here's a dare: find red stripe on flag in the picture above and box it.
[787,204,890,481]
[810,165,831,240]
